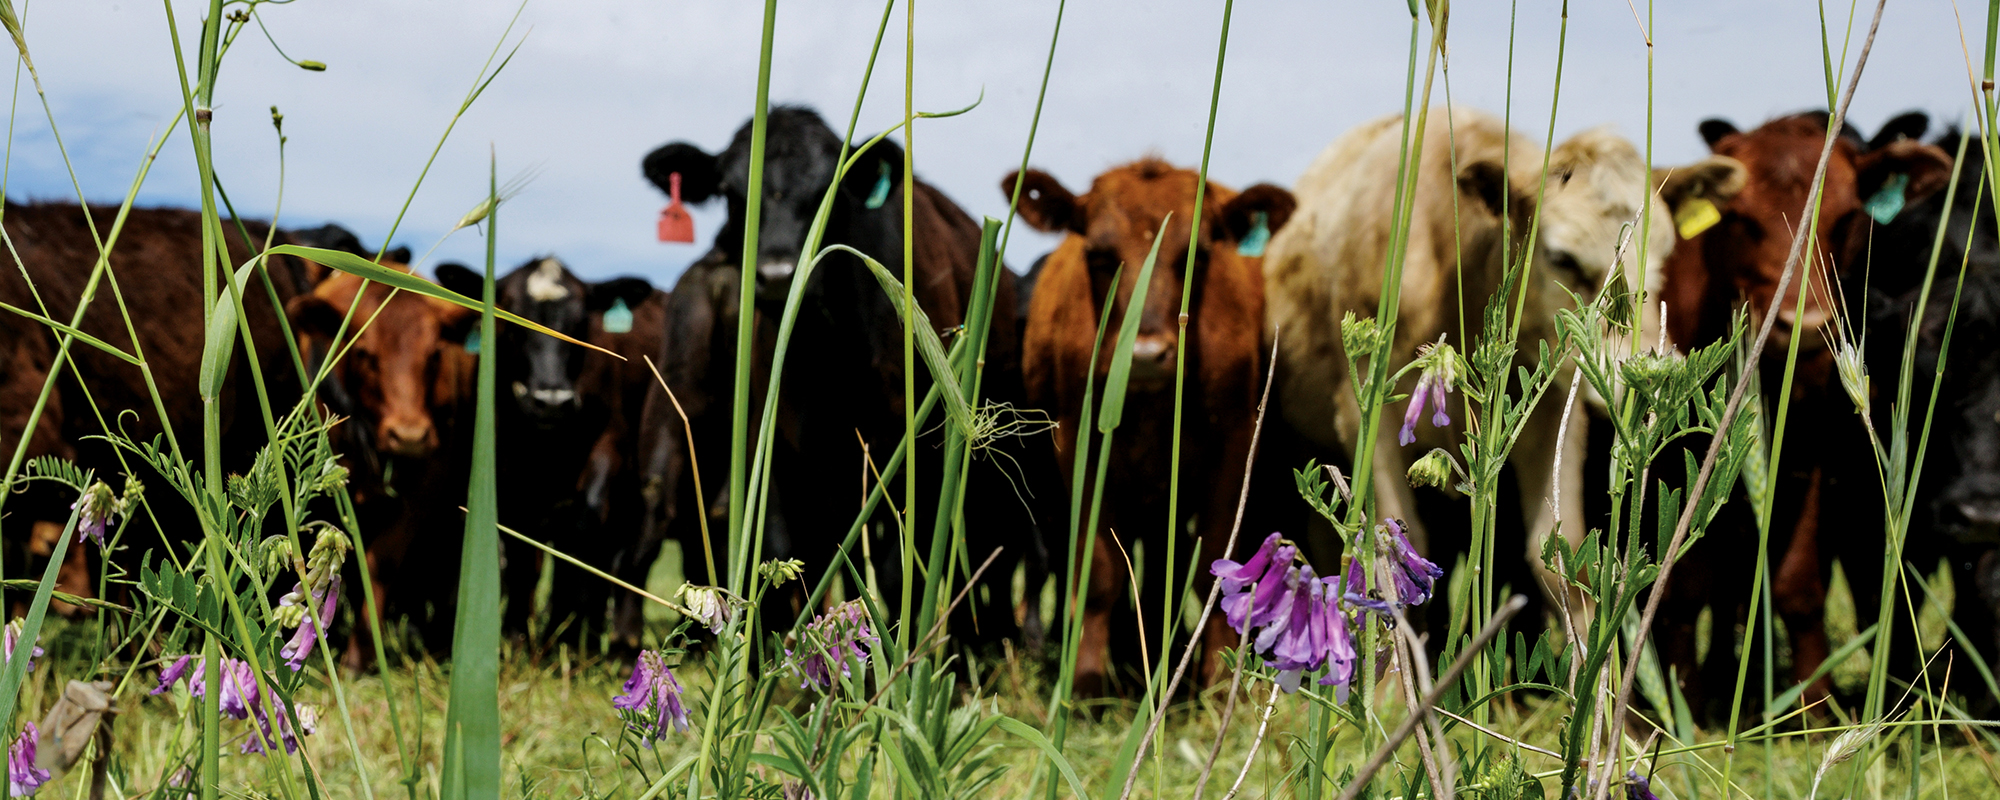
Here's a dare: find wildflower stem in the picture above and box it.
[1336,595,1527,800]
[1219,682,1283,800]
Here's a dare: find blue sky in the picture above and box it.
[5,1,1989,285]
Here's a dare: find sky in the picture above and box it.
[4,1,1992,285]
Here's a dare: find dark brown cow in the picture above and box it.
[1,201,316,614]
[436,257,659,642]
[1007,158,1295,693]
[1655,112,1951,715]
[286,262,480,664]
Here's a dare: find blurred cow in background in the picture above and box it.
[1,202,320,616]
[1005,158,1295,694]
[287,257,481,666]
[437,257,660,644]
[1264,108,1742,638]
[630,106,1053,650]
[1653,111,1951,716]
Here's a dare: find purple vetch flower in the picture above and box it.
[1624,771,1660,800]
[787,601,877,691]
[1211,533,1299,636]
[1397,339,1460,446]
[1380,519,1443,607]
[151,655,194,695]
[280,577,342,670]
[8,724,49,797]
[70,480,121,548]
[1259,565,1358,698]
[3,621,42,673]
[613,650,690,746]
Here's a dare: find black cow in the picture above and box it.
[436,258,658,643]
[1859,117,2000,686]
[625,106,1055,649]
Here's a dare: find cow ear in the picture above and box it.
[1869,111,1930,150]
[385,245,412,265]
[434,302,482,346]
[1654,155,1747,217]
[643,142,722,203]
[1004,169,1082,234]
[434,262,485,299]
[286,295,346,340]
[1698,119,1739,149]
[1857,139,1955,209]
[1216,183,1297,243]
[1456,160,1532,220]
[587,277,655,312]
[843,138,905,207]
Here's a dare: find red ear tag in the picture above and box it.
[657,171,696,243]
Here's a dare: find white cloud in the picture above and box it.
[4,0,1984,285]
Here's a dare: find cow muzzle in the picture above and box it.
[379,419,438,458]
[1125,334,1178,384]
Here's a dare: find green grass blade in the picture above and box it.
[439,155,503,800]
[262,244,607,354]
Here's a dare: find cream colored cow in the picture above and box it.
[1264,106,1742,607]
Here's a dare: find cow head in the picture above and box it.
[1690,113,1951,354]
[1456,126,1747,356]
[642,106,904,300]
[287,261,479,459]
[436,257,653,422]
[1005,158,1294,384]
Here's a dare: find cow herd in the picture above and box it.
[3,104,1998,717]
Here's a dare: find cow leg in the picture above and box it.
[1773,466,1831,707]
[1070,525,1125,699]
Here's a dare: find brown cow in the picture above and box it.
[1,201,317,613]
[1006,158,1295,694]
[286,261,480,664]
[1654,112,1951,715]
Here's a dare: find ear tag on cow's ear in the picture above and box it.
[602,297,635,334]
[1866,172,1910,225]
[463,329,481,355]
[657,171,697,243]
[864,161,892,210]
[1674,197,1722,240]
[1236,211,1271,257]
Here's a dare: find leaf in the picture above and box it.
[264,243,616,356]
[1095,216,1172,432]
[0,300,142,365]
[996,716,1092,800]
[439,165,504,800]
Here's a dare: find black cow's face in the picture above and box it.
[642,106,904,301]
[437,259,653,423]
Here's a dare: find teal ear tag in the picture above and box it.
[1865,172,1909,225]
[463,329,480,354]
[864,161,892,210]
[602,297,634,334]
[1236,211,1271,257]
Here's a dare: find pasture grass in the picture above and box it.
[28,621,1997,800]
[15,549,1990,799]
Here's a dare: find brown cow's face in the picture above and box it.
[1008,160,1294,386]
[1697,115,1950,353]
[289,267,477,459]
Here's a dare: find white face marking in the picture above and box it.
[526,258,571,302]
[531,388,576,406]
[757,261,796,281]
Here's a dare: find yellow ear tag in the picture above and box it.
[1674,197,1721,239]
